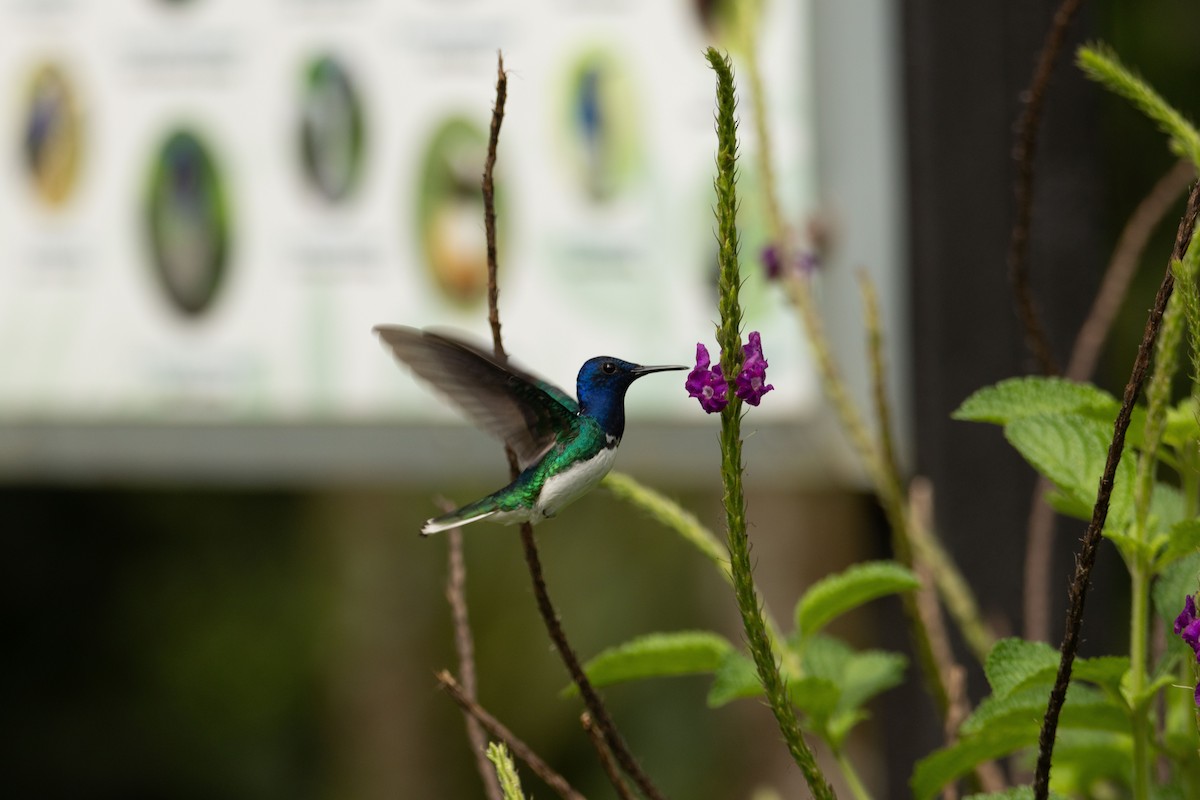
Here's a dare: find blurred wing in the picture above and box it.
[374,325,579,469]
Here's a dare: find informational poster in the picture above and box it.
[0,0,817,429]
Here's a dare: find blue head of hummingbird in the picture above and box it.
[374,325,685,536]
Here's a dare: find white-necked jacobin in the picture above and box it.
[374,325,685,536]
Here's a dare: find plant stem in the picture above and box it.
[1032,181,1200,800]
[439,671,584,800]
[480,52,664,800]
[1129,564,1151,800]
[1008,0,1085,375]
[601,471,797,671]
[707,46,835,800]
[834,750,872,800]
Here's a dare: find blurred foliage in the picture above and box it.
[2,484,867,799]
[1095,0,1200,385]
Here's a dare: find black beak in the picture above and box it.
[631,364,688,376]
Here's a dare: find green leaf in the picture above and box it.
[1004,414,1136,529]
[1158,519,1200,569]
[1154,551,1200,628]
[1074,655,1131,697]
[1105,530,1150,565]
[953,377,1117,424]
[837,650,907,713]
[826,709,870,750]
[794,634,906,745]
[1163,399,1200,449]
[706,650,762,708]
[787,675,841,731]
[983,638,1130,702]
[1149,483,1187,537]
[964,789,1069,800]
[960,683,1129,738]
[573,631,733,693]
[794,561,919,637]
[1045,488,1091,521]
[911,722,1037,800]
[985,638,1058,698]
[799,633,854,677]
[1045,729,1133,795]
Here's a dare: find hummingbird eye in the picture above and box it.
[601,361,617,375]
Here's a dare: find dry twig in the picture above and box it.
[1033,181,1200,799]
[1008,0,1085,374]
[438,671,585,800]
[480,51,666,800]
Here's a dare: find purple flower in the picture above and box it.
[734,331,774,406]
[685,343,728,414]
[760,243,819,281]
[1176,594,1200,706]
[761,245,783,280]
[1177,594,1198,637]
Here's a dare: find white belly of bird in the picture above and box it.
[533,447,617,521]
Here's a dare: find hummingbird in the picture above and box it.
[374,326,685,536]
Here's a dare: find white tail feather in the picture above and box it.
[420,509,499,537]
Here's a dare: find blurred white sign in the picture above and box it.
[0,0,818,429]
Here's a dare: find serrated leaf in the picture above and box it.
[706,650,761,708]
[953,377,1117,424]
[801,635,906,714]
[1150,483,1187,534]
[1005,414,1136,530]
[799,633,854,676]
[795,561,919,637]
[1154,551,1200,628]
[573,631,733,694]
[787,675,840,728]
[838,651,907,712]
[1163,398,1200,448]
[1074,655,1131,697]
[985,638,1058,698]
[960,683,1129,738]
[912,722,1037,800]
[1158,519,1200,569]
[983,639,1130,701]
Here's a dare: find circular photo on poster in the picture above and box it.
[558,49,641,204]
[299,55,366,204]
[144,130,231,317]
[415,117,500,306]
[691,0,740,42]
[22,63,83,209]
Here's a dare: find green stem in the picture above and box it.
[707,47,835,800]
[602,471,797,671]
[1126,259,1187,800]
[747,44,992,703]
[834,750,873,800]
[1129,563,1151,800]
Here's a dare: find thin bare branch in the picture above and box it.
[1008,0,1085,375]
[438,671,586,800]
[1023,159,1195,643]
[479,50,666,800]
[581,713,636,800]
[1033,181,1200,799]
[440,503,503,800]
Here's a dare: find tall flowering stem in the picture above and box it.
[705,47,836,800]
